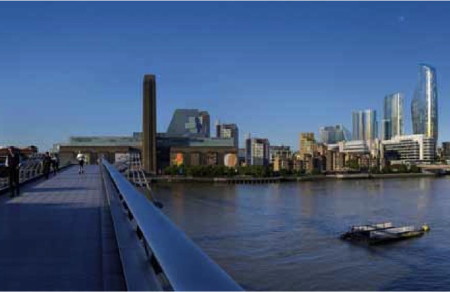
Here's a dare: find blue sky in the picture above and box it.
[1,2,450,151]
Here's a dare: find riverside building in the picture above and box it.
[56,75,238,173]
[442,142,450,162]
[269,145,292,171]
[246,137,270,166]
[381,134,436,164]
[167,109,211,138]
[299,133,316,158]
[411,64,438,142]
[216,123,239,148]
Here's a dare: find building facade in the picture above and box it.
[166,109,211,138]
[441,142,450,161]
[338,140,370,154]
[169,145,237,167]
[246,138,270,166]
[269,145,291,171]
[299,133,316,157]
[319,125,350,144]
[381,134,436,164]
[216,123,239,148]
[352,110,377,141]
[56,135,142,165]
[383,92,404,140]
[411,64,438,142]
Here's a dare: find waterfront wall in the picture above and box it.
[149,172,438,184]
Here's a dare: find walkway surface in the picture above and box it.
[0,165,125,290]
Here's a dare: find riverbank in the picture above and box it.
[149,172,439,184]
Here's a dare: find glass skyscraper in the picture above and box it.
[411,64,438,141]
[383,92,404,140]
[319,125,351,144]
[352,110,377,141]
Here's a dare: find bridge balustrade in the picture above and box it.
[101,159,242,291]
[0,155,44,191]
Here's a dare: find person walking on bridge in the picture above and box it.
[43,152,52,179]
[51,153,59,175]
[5,146,21,197]
[77,151,85,174]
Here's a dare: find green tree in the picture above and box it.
[310,169,322,175]
[346,159,360,170]
[410,165,421,173]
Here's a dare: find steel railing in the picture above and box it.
[114,152,162,207]
[0,154,44,191]
[101,159,242,291]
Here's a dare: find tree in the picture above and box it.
[410,165,421,173]
[346,159,360,170]
[310,169,322,175]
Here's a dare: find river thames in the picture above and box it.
[152,177,450,290]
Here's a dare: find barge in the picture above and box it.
[341,222,430,245]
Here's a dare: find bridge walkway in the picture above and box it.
[0,165,125,290]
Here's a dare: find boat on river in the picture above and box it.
[340,222,430,245]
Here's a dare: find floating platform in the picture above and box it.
[340,222,430,245]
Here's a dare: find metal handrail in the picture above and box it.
[102,159,242,291]
[0,155,44,190]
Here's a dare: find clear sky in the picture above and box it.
[1,2,450,151]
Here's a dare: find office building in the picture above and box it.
[380,119,391,141]
[142,75,157,174]
[381,134,436,163]
[411,64,438,141]
[216,123,239,148]
[352,110,377,141]
[246,137,270,166]
[299,133,316,157]
[319,125,350,144]
[338,140,370,154]
[383,92,404,140]
[167,109,211,138]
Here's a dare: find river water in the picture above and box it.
[152,177,450,290]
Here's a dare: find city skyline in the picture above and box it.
[1,2,450,150]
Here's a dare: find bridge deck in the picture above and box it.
[0,165,125,290]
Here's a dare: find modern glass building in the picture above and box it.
[380,119,391,141]
[411,64,438,141]
[166,109,211,138]
[352,110,377,141]
[383,92,404,140]
[319,125,351,144]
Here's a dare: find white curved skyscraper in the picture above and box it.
[411,64,438,141]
